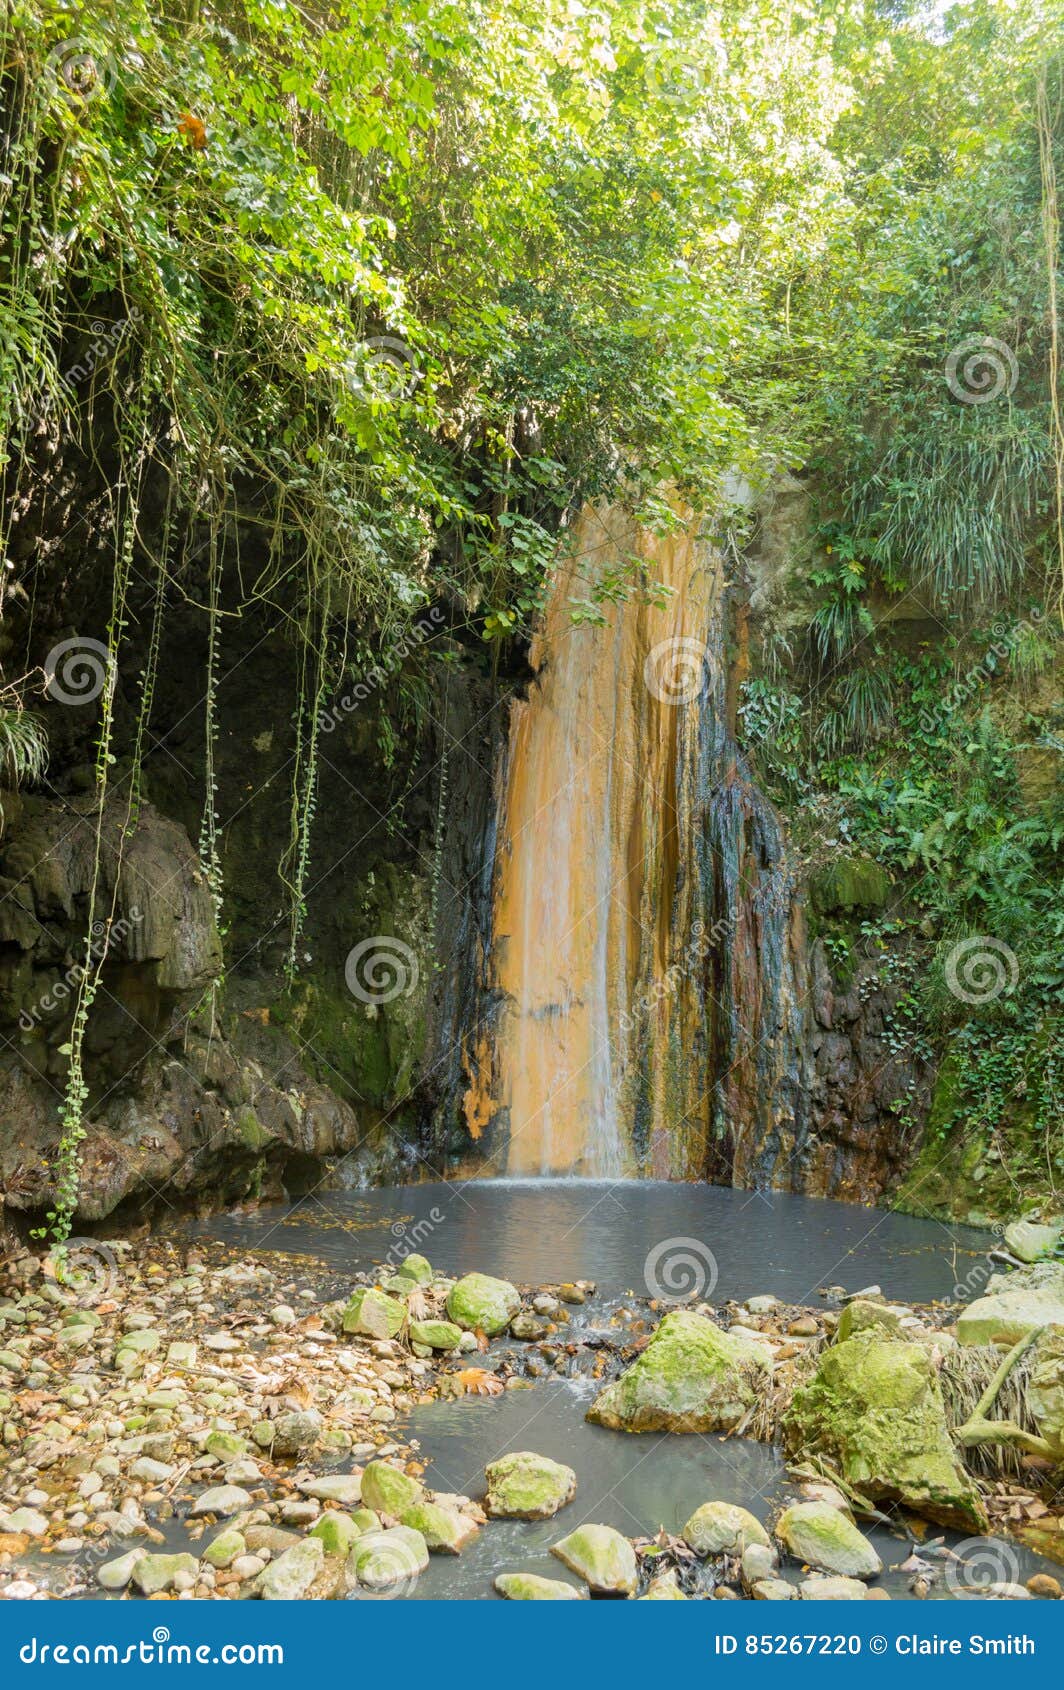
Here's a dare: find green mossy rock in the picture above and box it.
[202,1529,246,1569]
[835,1300,909,1343]
[494,1572,583,1600]
[683,1500,771,1556]
[131,1552,199,1596]
[484,1451,576,1520]
[260,1538,324,1600]
[550,1523,637,1595]
[587,1310,770,1433]
[395,1254,432,1285]
[400,1501,478,1553]
[776,1502,882,1578]
[783,1333,987,1532]
[446,1273,520,1336]
[1028,1329,1064,1455]
[309,1510,364,1556]
[359,1460,424,1517]
[203,1429,248,1461]
[1003,1220,1063,1264]
[810,857,890,915]
[348,1525,428,1590]
[97,1548,147,1590]
[341,1287,407,1339]
[408,1319,463,1351]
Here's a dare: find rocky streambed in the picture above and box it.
[0,1215,1063,1603]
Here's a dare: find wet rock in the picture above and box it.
[446,1273,520,1337]
[342,1288,407,1340]
[308,1511,363,1556]
[776,1503,882,1579]
[957,1263,1064,1347]
[191,1485,252,1518]
[799,1575,872,1600]
[783,1333,987,1532]
[203,1529,246,1569]
[0,1508,48,1537]
[557,1284,585,1305]
[132,1552,200,1595]
[1028,1329,1064,1455]
[401,1501,478,1553]
[1027,1573,1062,1599]
[1003,1220,1063,1264]
[587,1310,770,1433]
[754,1579,796,1600]
[407,1320,462,1352]
[494,1572,583,1600]
[484,1452,576,1520]
[359,1461,423,1517]
[260,1538,324,1600]
[788,1316,820,1338]
[835,1300,909,1342]
[348,1525,428,1590]
[640,1572,688,1599]
[551,1523,637,1596]
[510,1312,553,1341]
[97,1548,148,1590]
[271,1410,321,1456]
[683,1501,771,1556]
[296,1474,363,1505]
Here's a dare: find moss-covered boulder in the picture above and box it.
[682,1500,771,1557]
[348,1525,428,1591]
[260,1538,324,1599]
[1003,1220,1062,1264]
[309,1510,364,1556]
[394,1253,432,1286]
[131,1552,199,1596]
[551,1523,637,1596]
[783,1333,987,1532]
[359,1461,424,1517]
[957,1278,1064,1346]
[408,1319,462,1351]
[587,1310,770,1433]
[836,1300,909,1343]
[341,1287,407,1339]
[776,1502,881,1578]
[1028,1329,1064,1455]
[400,1500,478,1553]
[484,1452,576,1520]
[494,1572,583,1600]
[446,1273,520,1336]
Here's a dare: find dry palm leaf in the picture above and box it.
[453,1368,503,1397]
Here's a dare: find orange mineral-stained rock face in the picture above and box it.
[462,502,725,1177]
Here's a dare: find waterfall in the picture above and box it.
[462,503,810,1183]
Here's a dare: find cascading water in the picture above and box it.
[463,503,810,1183]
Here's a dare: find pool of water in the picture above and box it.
[190,1179,993,1306]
